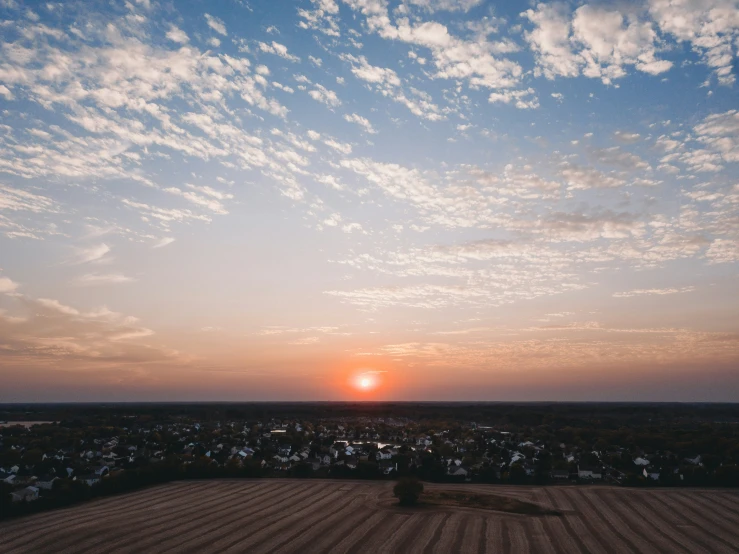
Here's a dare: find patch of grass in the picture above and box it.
[421,490,561,516]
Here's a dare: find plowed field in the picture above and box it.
[1,480,738,553]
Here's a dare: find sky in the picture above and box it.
[0,0,738,402]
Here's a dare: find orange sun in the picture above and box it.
[351,371,380,392]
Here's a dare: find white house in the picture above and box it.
[510,453,524,464]
[79,475,101,486]
[633,457,650,466]
[643,468,660,480]
[578,465,602,479]
[36,476,59,490]
[11,486,39,502]
[0,471,15,485]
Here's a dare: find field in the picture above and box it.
[1,480,739,553]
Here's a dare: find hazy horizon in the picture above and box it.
[1,0,738,402]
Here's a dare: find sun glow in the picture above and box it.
[350,370,382,393]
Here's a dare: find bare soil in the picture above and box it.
[1,480,738,553]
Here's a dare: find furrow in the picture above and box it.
[402,512,448,554]
[149,482,328,554]
[482,516,503,554]
[505,519,530,554]
[642,491,736,554]
[69,481,274,554]
[330,511,390,554]
[206,484,345,553]
[6,481,238,553]
[428,513,462,554]
[605,489,693,554]
[276,497,389,554]
[541,489,589,554]
[421,512,452,554]
[577,488,644,553]
[242,492,361,553]
[651,491,739,552]
[558,489,617,554]
[457,515,482,554]
[0,480,213,546]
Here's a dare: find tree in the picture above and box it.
[393,477,424,506]
[508,463,527,484]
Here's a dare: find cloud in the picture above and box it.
[153,237,175,248]
[613,286,695,298]
[339,53,443,120]
[75,243,111,264]
[589,146,650,170]
[488,88,539,109]
[164,187,230,214]
[0,294,176,368]
[614,131,641,143]
[405,0,483,12]
[693,110,739,163]
[522,3,673,84]
[706,238,739,263]
[165,26,189,44]
[258,41,300,62]
[344,113,377,134]
[558,162,626,190]
[0,84,14,100]
[0,276,19,293]
[297,0,341,37]
[204,13,227,36]
[308,84,341,106]
[74,273,137,286]
[324,138,352,154]
[648,0,739,85]
[0,185,57,213]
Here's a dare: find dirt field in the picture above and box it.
[1,480,738,553]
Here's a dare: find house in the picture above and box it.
[36,475,59,490]
[79,474,101,486]
[448,466,468,477]
[633,457,650,466]
[378,459,396,475]
[92,465,109,476]
[0,471,15,485]
[643,468,660,480]
[551,469,570,480]
[11,486,39,503]
[376,450,393,461]
[578,465,602,479]
[310,457,322,471]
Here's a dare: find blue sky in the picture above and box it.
[0,0,738,401]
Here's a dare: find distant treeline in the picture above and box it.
[3,401,739,425]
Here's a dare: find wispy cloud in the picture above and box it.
[613,287,696,298]
[73,273,136,286]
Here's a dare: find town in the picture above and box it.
[2,402,738,519]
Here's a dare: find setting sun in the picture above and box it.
[348,370,384,394]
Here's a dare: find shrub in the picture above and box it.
[393,477,424,506]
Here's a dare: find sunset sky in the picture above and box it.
[1,0,738,402]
